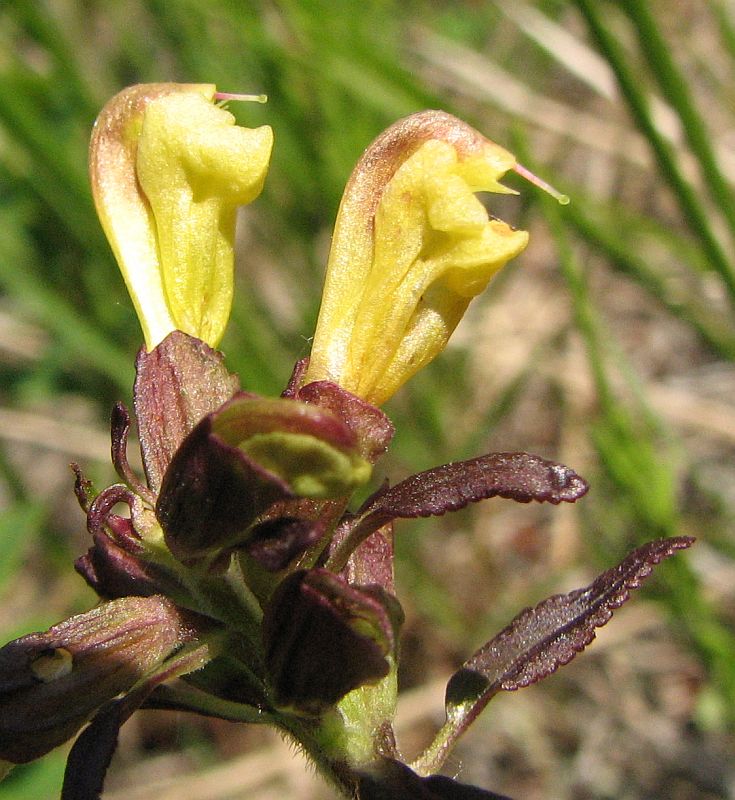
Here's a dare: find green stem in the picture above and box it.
[145,683,276,724]
[222,554,265,623]
[565,199,735,360]
[275,669,399,797]
[142,540,264,643]
[277,714,360,798]
[296,497,351,571]
[410,716,455,777]
[325,517,371,574]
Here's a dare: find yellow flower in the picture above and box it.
[89,83,273,350]
[305,111,530,406]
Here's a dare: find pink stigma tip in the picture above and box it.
[513,162,569,205]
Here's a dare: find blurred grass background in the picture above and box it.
[1,1,734,798]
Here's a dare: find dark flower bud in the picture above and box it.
[155,413,287,562]
[210,393,371,496]
[0,596,201,763]
[262,568,403,714]
[156,393,371,561]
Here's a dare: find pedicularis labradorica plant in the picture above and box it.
[0,84,693,800]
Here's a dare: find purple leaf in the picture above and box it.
[61,696,128,800]
[74,532,185,600]
[109,402,152,502]
[362,452,588,523]
[71,463,95,513]
[85,483,143,550]
[61,639,215,800]
[78,483,185,599]
[443,537,694,745]
[332,521,396,593]
[134,331,240,493]
[281,356,310,398]
[331,454,589,566]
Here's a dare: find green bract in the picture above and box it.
[239,431,371,498]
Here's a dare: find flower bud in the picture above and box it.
[0,596,202,763]
[262,569,403,714]
[156,393,371,560]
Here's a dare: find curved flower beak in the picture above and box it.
[305,111,529,406]
[90,83,273,350]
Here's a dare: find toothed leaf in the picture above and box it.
[349,453,588,546]
[442,537,694,745]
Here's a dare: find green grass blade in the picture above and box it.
[619,0,735,246]
[565,197,735,360]
[572,0,735,303]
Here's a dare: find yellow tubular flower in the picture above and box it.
[89,83,273,350]
[305,111,529,407]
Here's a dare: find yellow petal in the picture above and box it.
[136,93,273,347]
[306,111,529,406]
[90,83,212,349]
